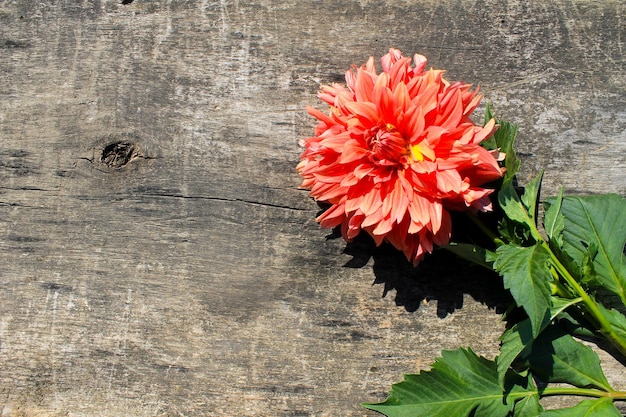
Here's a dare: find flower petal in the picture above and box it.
[316,203,346,228]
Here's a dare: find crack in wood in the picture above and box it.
[0,201,27,207]
[234,197,311,211]
[0,186,53,192]
[140,192,312,211]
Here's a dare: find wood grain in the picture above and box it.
[0,1,624,416]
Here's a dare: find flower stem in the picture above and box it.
[539,387,626,401]
[464,211,503,246]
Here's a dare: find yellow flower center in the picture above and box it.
[409,141,435,163]
[410,144,424,162]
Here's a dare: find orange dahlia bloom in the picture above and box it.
[297,48,503,265]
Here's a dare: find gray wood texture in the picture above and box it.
[0,1,624,416]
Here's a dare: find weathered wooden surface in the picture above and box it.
[0,1,624,416]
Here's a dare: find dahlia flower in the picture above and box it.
[297,48,503,265]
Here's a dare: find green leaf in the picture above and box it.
[485,249,498,263]
[481,103,498,151]
[492,118,520,180]
[543,188,564,243]
[556,195,626,304]
[524,326,612,391]
[580,242,600,287]
[557,314,596,340]
[497,319,534,386]
[543,189,587,286]
[362,348,535,417]
[483,108,528,245]
[496,307,608,390]
[499,179,530,227]
[596,303,626,343]
[480,104,519,164]
[513,393,544,417]
[493,244,553,337]
[539,398,622,417]
[497,178,543,246]
[491,120,541,246]
[550,296,582,320]
[521,170,543,223]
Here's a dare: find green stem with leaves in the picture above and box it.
[521,213,626,357]
[470,209,626,358]
[542,239,626,358]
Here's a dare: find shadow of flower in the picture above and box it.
[338,230,512,318]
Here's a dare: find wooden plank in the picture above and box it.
[0,1,624,416]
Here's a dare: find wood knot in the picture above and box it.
[100,141,138,168]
